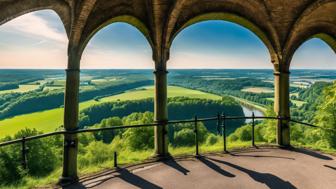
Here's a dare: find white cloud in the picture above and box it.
[0,12,67,43]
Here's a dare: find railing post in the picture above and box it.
[194,116,199,157]
[278,116,283,145]
[217,113,221,135]
[21,137,27,170]
[114,151,118,168]
[222,113,227,153]
[252,112,255,147]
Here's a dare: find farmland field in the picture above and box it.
[0,86,221,138]
[0,84,40,94]
[291,99,306,107]
[241,87,274,93]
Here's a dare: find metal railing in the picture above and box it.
[0,113,334,169]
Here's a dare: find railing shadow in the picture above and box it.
[163,158,190,175]
[289,147,333,160]
[324,164,336,171]
[117,168,162,189]
[206,157,297,189]
[229,153,295,160]
[63,168,162,189]
[198,156,235,177]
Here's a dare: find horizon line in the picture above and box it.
[0,68,336,71]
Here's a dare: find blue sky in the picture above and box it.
[0,10,334,69]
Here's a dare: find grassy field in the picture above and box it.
[291,100,306,107]
[0,86,221,138]
[43,86,63,91]
[241,87,274,94]
[100,86,221,102]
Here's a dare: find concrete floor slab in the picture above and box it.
[64,147,336,189]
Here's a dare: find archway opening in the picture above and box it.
[0,10,67,135]
[0,9,68,184]
[168,20,275,154]
[78,22,155,169]
[290,37,336,149]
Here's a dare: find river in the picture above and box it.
[241,105,265,123]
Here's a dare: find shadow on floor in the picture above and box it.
[324,165,336,171]
[163,158,190,175]
[62,182,87,189]
[229,153,295,160]
[232,149,268,153]
[63,168,162,189]
[117,168,162,189]
[289,148,333,160]
[198,156,235,178]
[207,157,297,189]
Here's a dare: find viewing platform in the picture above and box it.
[64,147,336,189]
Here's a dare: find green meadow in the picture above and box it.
[0,86,221,138]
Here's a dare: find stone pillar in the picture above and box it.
[59,55,80,184]
[154,68,169,157]
[274,71,290,147]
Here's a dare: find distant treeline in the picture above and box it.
[169,76,304,107]
[79,97,245,134]
[169,76,274,106]
[0,80,153,119]
[0,78,43,91]
[291,81,331,122]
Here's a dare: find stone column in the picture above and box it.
[154,68,169,157]
[274,71,290,147]
[59,54,80,184]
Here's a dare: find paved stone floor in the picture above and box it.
[65,147,336,189]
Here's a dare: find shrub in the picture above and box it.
[0,148,22,184]
[14,128,58,176]
[206,134,219,145]
[79,141,114,166]
[174,128,195,146]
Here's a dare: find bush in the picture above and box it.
[206,134,220,145]
[13,129,58,176]
[173,122,208,147]
[79,141,114,166]
[121,112,155,150]
[229,125,252,142]
[174,128,195,146]
[93,117,122,144]
[0,148,22,184]
[0,128,59,185]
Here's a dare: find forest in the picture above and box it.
[0,80,152,119]
[170,75,275,106]
[79,97,244,133]
[0,97,244,186]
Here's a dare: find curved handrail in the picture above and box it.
[0,115,334,148]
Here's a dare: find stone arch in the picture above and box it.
[286,30,336,71]
[283,0,336,70]
[77,15,154,62]
[167,12,279,68]
[0,0,71,37]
